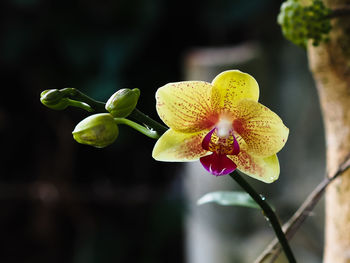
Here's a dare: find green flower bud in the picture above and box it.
[72,113,119,148]
[40,89,70,110]
[105,88,140,118]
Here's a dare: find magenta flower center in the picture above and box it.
[200,119,240,176]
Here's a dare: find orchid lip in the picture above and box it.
[200,153,237,176]
[200,126,240,176]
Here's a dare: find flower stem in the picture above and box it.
[229,171,296,263]
[129,108,168,135]
[67,99,94,112]
[61,88,106,112]
[255,154,350,263]
[114,118,161,139]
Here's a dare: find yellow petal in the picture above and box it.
[211,70,259,112]
[156,81,218,133]
[233,99,289,157]
[152,129,209,162]
[229,151,280,183]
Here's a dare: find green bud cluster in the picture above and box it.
[40,86,152,147]
[277,0,332,48]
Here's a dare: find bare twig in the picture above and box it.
[255,154,350,263]
[327,7,350,19]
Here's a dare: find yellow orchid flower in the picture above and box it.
[152,70,289,183]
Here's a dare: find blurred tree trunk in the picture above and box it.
[307,1,350,262]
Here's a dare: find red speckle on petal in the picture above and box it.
[234,150,263,177]
[174,132,207,160]
[233,119,245,134]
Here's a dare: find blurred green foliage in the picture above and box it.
[278,0,332,48]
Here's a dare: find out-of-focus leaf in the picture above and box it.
[197,191,260,209]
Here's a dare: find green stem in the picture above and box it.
[61,88,106,112]
[67,99,94,112]
[114,118,160,139]
[229,171,296,263]
[129,108,168,135]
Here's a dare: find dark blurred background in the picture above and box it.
[0,0,325,262]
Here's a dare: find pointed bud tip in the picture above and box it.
[40,89,69,110]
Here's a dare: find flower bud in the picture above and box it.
[105,88,140,118]
[40,89,69,110]
[72,113,119,148]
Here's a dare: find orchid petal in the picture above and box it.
[152,129,209,162]
[211,70,259,112]
[200,153,237,176]
[229,151,280,183]
[233,99,289,157]
[156,81,218,133]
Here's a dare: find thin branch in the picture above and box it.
[255,154,350,263]
[327,7,350,19]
